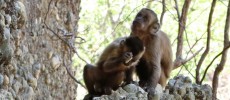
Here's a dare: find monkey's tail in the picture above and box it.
[83,64,95,92]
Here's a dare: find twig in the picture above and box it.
[174,47,203,69]
[174,0,181,19]
[160,0,166,25]
[44,0,88,87]
[64,60,86,89]
[201,44,230,84]
[185,32,206,59]
[196,0,217,84]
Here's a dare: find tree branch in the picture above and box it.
[160,0,166,25]
[174,0,191,68]
[196,0,217,84]
[201,43,230,84]
[174,47,203,69]
[174,0,180,19]
[212,0,230,98]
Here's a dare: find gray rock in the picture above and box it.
[4,14,11,27]
[14,1,27,28]
[13,81,22,94]
[0,0,6,9]
[90,75,213,100]
[123,84,138,93]
[32,62,41,79]
[51,54,61,70]
[0,74,3,86]
[0,89,13,100]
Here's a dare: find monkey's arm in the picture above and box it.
[102,57,127,73]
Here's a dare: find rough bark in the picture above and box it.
[0,0,81,99]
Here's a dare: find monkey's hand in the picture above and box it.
[123,52,133,66]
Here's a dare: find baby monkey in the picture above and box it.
[83,36,145,99]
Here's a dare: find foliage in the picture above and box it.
[75,0,230,98]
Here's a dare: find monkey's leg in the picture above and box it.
[159,71,167,87]
[83,64,96,94]
[124,66,135,85]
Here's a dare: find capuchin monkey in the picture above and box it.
[83,36,145,99]
[130,8,173,98]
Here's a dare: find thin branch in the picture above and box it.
[112,0,153,34]
[175,0,191,68]
[115,1,126,24]
[146,0,153,8]
[201,44,230,84]
[160,0,166,25]
[212,0,230,98]
[174,0,181,19]
[185,32,206,59]
[44,0,88,88]
[64,60,86,89]
[174,47,203,69]
[196,0,217,84]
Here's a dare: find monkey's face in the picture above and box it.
[119,37,145,65]
[131,8,160,36]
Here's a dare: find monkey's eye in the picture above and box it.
[143,16,148,21]
[137,13,142,17]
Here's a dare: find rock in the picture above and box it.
[13,81,22,94]
[51,54,61,70]
[0,0,6,9]
[123,84,138,93]
[0,74,3,86]
[0,89,13,100]
[4,14,11,27]
[14,1,27,28]
[3,75,9,88]
[9,88,16,98]
[27,74,37,89]
[32,62,41,79]
[89,75,213,100]
[21,87,34,100]
[92,84,148,100]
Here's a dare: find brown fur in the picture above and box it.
[130,8,173,94]
[83,36,145,98]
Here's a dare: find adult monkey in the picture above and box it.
[130,8,173,96]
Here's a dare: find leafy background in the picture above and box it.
[74,0,230,99]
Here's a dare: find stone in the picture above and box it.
[51,54,61,70]
[3,75,9,87]
[14,1,27,28]
[21,87,34,100]
[0,0,6,9]
[123,84,138,93]
[13,81,22,94]
[27,74,37,89]
[0,89,13,100]
[32,62,41,79]
[0,74,4,86]
[4,14,11,27]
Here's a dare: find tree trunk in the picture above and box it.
[0,0,81,99]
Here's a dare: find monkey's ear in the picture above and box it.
[150,23,160,35]
[120,40,125,46]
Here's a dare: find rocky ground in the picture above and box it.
[92,75,213,100]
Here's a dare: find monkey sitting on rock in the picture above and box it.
[83,36,145,99]
[130,8,173,99]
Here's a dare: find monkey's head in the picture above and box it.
[119,36,145,62]
[131,8,160,36]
